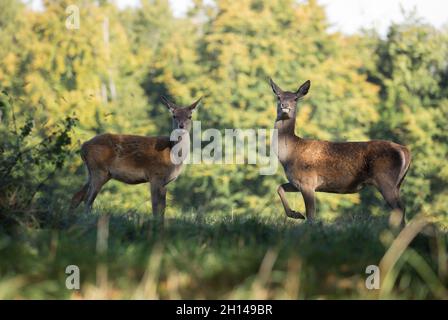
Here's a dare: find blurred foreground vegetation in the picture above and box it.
[0,0,447,299]
[0,209,447,299]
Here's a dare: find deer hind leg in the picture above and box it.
[85,171,109,212]
[150,182,167,221]
[277,183,305,220]
[70,182,89,210]
[70,157,92,211]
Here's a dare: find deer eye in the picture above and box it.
[188,116,192,119]
[173,116,177,119]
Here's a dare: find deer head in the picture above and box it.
[269,78,311,121]
[161,96,202,132]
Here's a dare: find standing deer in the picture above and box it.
[70,96,202,221]
[269,78,411,227]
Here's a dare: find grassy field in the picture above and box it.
[0,202,447,300]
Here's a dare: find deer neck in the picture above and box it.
[274,116,299,163]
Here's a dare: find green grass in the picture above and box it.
[0,206,447,299]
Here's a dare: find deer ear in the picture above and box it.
[161,96,176,112]
[188,97,202,112]
[296,80,311,98]
[269,78,283,96]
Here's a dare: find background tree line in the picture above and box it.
[1,0,447,224]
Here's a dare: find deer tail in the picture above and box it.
[397,146,411,189]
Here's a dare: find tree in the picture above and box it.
[152,0,380,215]
[365,17,448,221]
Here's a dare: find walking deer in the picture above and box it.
[269,78,411,227]
[70,96,202,220]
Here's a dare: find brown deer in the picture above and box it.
[70,96,202,220]
[269,78,411,226]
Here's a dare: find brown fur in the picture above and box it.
[70,97,202,221]
[270,78,411,226]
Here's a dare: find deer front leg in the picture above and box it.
[277,183,305,220]
[300,187,316,222]
[150,182,167,222]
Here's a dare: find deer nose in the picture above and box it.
[179,124,185,129]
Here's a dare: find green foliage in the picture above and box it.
[0,91,77,219]
[1,0,445,221]
[365,19,448,221]
[149,0,380,214]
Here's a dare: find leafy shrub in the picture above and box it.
[0,90,77,227]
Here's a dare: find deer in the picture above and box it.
[70,96,202,221]
[269,78,411,227]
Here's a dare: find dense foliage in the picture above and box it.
[1,0,446,222]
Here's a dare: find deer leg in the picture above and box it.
[70,182,89,210]
[85,172,109,212]
[277,183,305,220]
[301,187,316,222]
[377,183,406,229]
[158,186,167,219]
[150,182,167,221]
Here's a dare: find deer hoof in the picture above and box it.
[287,210,306,220]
